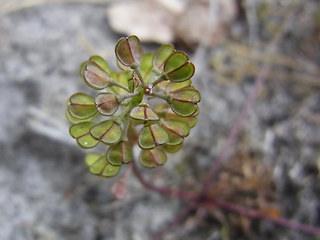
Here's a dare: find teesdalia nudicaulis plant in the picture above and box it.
[66,35,200,178]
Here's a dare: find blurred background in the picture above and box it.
[0,0,320,239]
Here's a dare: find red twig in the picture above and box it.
[211,198,320,236]
[132,158,320,237]
[131,160,198,200]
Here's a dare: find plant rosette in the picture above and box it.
[67,35,200,178]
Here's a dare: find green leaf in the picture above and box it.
[161,120,190,145]
[172,89,201,104]
[166,112,198,128]
[88,56,111,74]
[167,62,195,82]
[115,35,142,68]
[164,130,184,146]
[162,143,183,153]
[95,92,119,116]
[153,103,198,126]
[164,51,188,72]
[85,153,120,177]
[65,109,97,124]
[138,124,168,149]
[80,57,112,90]
[152,80,170,92]
[153,103,170,118]
[68,93,97,119]
[170,89,200,117]
[107,141,132,166]
[69,122,99,148]
[130,105,159,124]
[162,120,190,137]
[164,52,195,82]
[140,53,154,84]
[166,80,192,93]
[108,71,130,95]
[170,100,198,117]
[139,148,167,168]
[153,44,175,72]
[90,120,122,145]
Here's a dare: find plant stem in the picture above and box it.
[132,156,320,237]
[120,117,130,141]
[150,74,166,87]
[134,66,146,86]
[149,90,172,103]
[211,198,320,236]
[117,92,140,102]
[113,101,136,124]
[110,79,130,92]
[131,160,197,200]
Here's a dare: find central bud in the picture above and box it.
[144,84,153,95]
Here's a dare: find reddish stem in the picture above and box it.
[211,198,320,236]
[131,160,198,200]
[132,159,320,237]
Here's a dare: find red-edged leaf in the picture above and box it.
[153,44,175,72]
[107,141,132,166]
[90,120,122,144]
[115,35,142,68]
[69,122,99,148]
[138,124,168,149]
[80,56,112,89]
[68,93,97,119]
[85,153,120,177]
[130,105,159,124]
[95,92,119,116]
[139,148,167,168]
